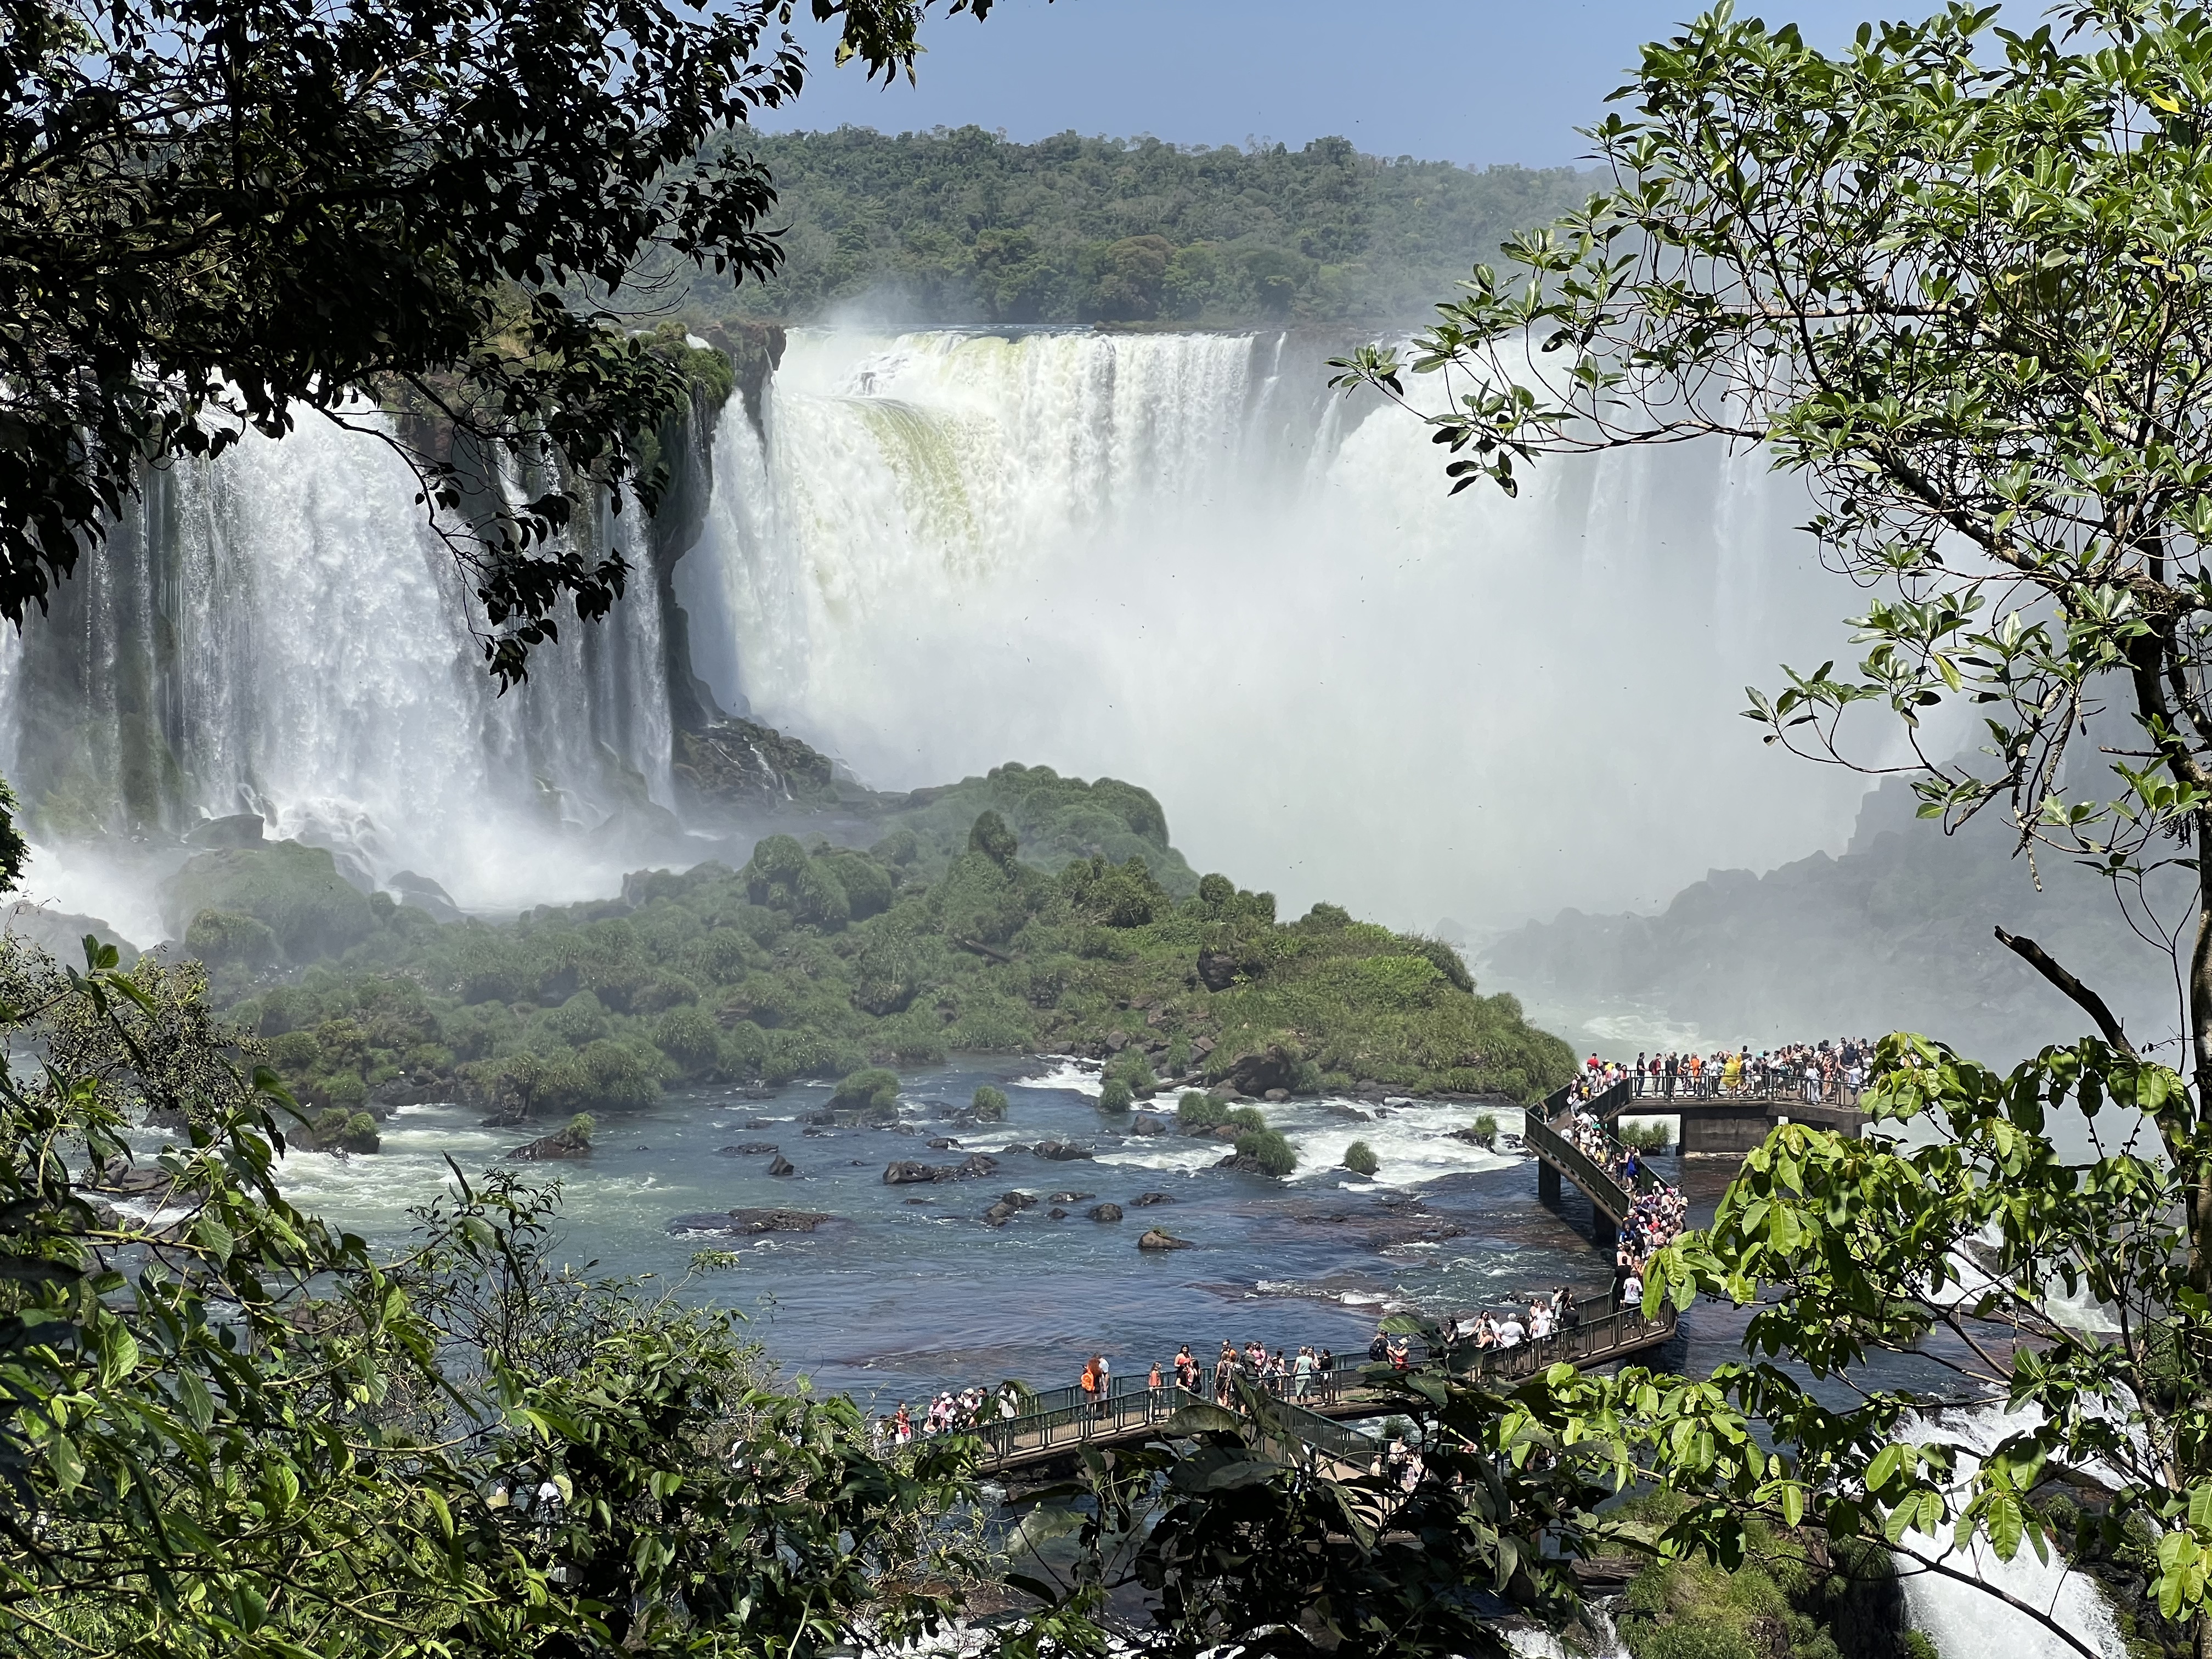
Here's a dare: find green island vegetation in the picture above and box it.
[676,126,1595,326]
[1342,1138,1379,1177]
[166,763,1572,1126]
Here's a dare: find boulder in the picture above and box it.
[1047,1190,1096,1204]
[718,1142,781,1155]
[1131,1113,1171,1136]
[670,1207,832,1235]
[982,1201,1019,1227]
[0,901,140,964]
[369,1077,444,1111]
[926,1137,960,1150]
[1000,1190,1039,1210]
[1034,1140,1094,1161]
[1133,1192,1176,1206]
[1137,1228,1195,1251]
[1263,1088,1290,1103]
[1211,1125,1241,1142]
[1227,1044,1300,1097]
[1047,1207,1069,1220]
[1104,1029,1131,1052]
[1215,1153,1271,1175]
[768,1153,797,1177]
[1196,949,1239,992]
[884,1153,1000,1185]
[1088,1203,1124,1223]
[510,1124,591,1161]
[388,870,464,923]
[746,1118,774,1129]
[185,812,268,850]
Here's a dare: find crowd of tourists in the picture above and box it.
[1555,1103,1690,1298]
[873,1384,1023,1448]
[1566,1037,1876,1106]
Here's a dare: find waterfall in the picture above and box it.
[1893,1406,2129,1659]
[0,408,680,935]
[697,326,1877,935]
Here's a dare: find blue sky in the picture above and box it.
[755,0,1934,168]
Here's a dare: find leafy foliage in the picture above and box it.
[1519,1035,2212,1655]
[0,935,978,1655]
[1343,1138,1380,1176]
[1009,1376,1609,1659]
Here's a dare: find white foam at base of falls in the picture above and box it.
[699,326,1881,934]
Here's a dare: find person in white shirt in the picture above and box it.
[1528,1301,1554,1341]
[1496,1313,1526,1348]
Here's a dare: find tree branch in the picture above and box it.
[1993,928,2136,1057]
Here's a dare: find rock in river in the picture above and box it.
[1133,1192,1176,1206]
[768,1153,797,1177]
[1033,1140,1094,1161]
[1088,1203,1124,1223]
[1137,1228,1195,1251]
[671,1208,833,1235]
[719,1142,780,1155]
[883,1154,1000,1185]
[508,1123,591,1161]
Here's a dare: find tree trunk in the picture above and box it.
[2192,804,2212,1291]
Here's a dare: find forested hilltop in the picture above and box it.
[679,126,1596,326]
[156,763,1570,1137]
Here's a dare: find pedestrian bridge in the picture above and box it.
[973,1297,1678,1474]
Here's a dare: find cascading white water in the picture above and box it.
[1893,1406,2129,1659]
[693,327,1877,934]
[0,408,681,936]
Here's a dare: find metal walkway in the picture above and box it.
[972,1298,1678,1472]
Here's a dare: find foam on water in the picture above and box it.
[1014,1057,1104,1097]
[1276,1098,1523,1189]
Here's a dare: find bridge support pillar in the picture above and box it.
[1593,1210,1617,1250]
[1537,1160,1561,1206]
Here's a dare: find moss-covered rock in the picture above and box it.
[831,1067,901,1115]
[164,843,374,961]
[185,908,280,971]
[308,1108,380,1154]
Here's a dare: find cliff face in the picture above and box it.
[1486,778,2188,1064]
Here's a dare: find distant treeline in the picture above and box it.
[680,126,1597,327]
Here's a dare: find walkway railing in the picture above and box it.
[1523,1113,1637,1222]
[1623,1074,1862,1107]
